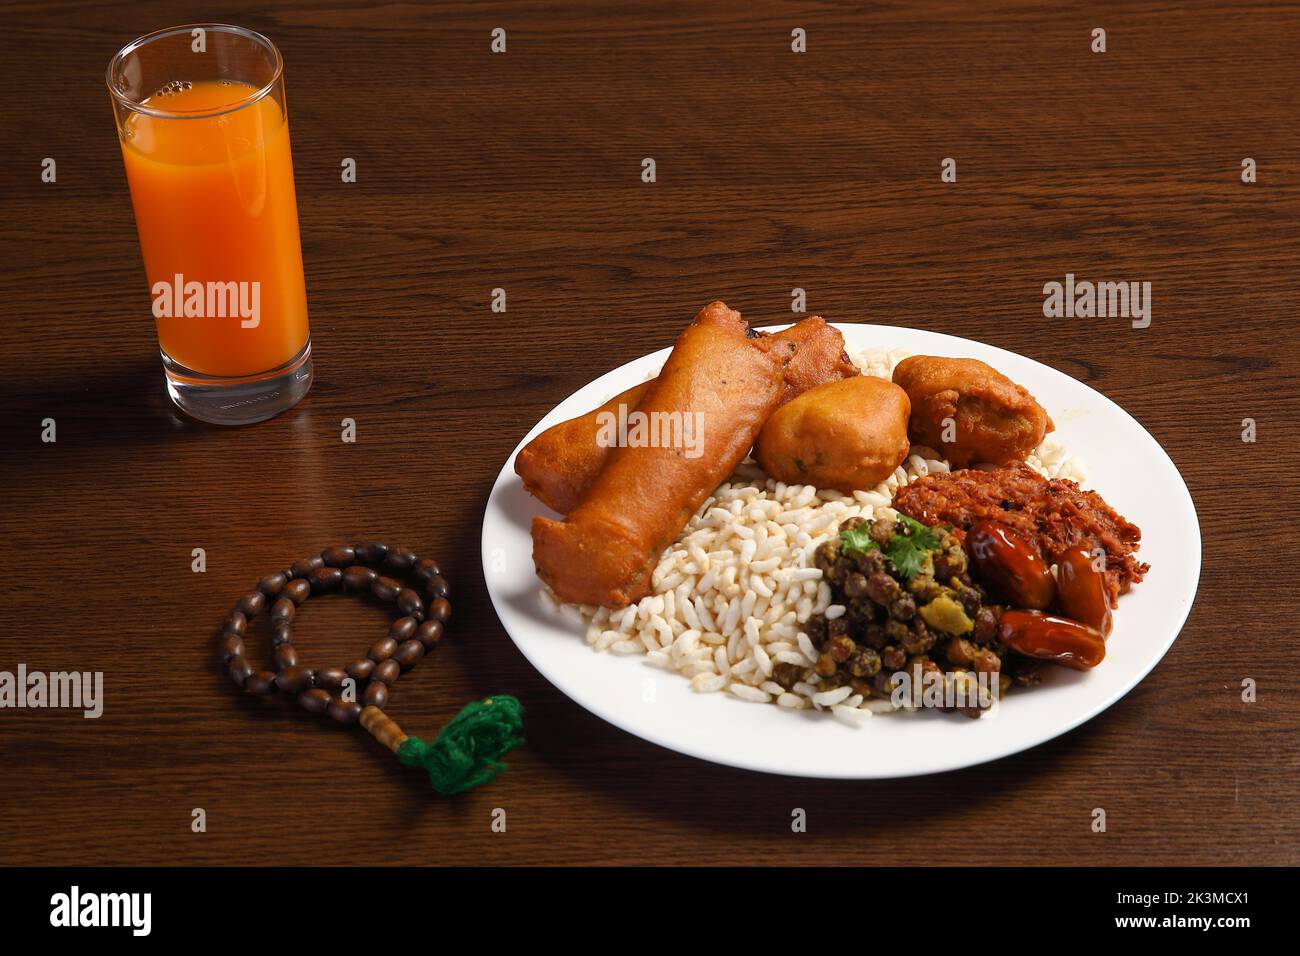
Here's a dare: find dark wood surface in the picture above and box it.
[2,0,1297,866]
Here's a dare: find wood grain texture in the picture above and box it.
[1,0,1298,866]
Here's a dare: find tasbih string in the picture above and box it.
[218,542,524,794]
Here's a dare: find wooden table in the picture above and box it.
[2,0,1296,867]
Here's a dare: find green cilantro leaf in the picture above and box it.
[839,515,946,581]
[885,514,945,581]
[896,513,943,547]
[839,524,880,557]
[885,537,930,581]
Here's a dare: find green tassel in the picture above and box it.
[397,695,524,795]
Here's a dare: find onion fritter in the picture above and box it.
[892,355,1052,467]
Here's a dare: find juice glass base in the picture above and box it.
[162,340,313,426]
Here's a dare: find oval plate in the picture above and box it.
[481,324,1201,778]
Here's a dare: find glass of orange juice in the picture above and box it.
[107,24,312,425]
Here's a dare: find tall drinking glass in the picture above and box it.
[107,24,312,425]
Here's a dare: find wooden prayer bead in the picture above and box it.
[309,566,343,593]
[343,565,377,590]
[328,699,363,724]
[246,670,277,695]
[227,656,253,687]
[429,597,451,623]
[321,545,356,567]
[364,682,389,708]
[416,620,443,649]
[355,542,389,563]
[291,555,324,578]
[219,633,245,664]
[389,617,418,642]
[298,688,331,714]
[270,597,296,624]
[371,575,400,602]
[315,666,347,689]
[385,549,418,572]
[275,665,313,694]
[394,639,424,669]
[258,572,289,595]
[413,559,440,583]
[397,589,424,620]
[258,572,288,597]
[346,658,375,681]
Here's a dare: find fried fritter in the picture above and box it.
[892,356,1052,467]
[754,376,910,492]
[766,316,859,405]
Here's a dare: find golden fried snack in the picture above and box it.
[754,376,911,492]
[515,317,856,513]
[767,316,859,405]
[515,380,651,514]
[532,301,793,607]
[892,356,1053,468]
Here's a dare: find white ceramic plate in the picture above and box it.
[482,324,1201,778]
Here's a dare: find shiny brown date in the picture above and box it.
[1056,546,1113,637]
[997,609,1105,670]
[967,520,1055,610]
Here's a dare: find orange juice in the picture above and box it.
[121,80,308,378]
